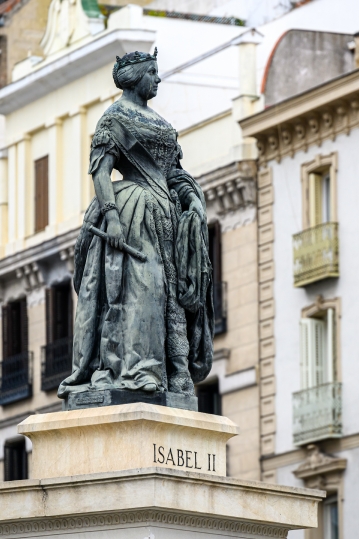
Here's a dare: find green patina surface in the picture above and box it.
[81,0,102,18]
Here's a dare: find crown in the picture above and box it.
[115,47,158,69]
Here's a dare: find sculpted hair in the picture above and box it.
[113,60,153,90]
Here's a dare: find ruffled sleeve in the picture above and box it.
[88,116,121,175]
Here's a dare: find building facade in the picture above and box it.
[0,0,264,483]
[241,66,359,539]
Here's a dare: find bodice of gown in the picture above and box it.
[103,102,181,177]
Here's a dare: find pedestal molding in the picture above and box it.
[0,510,291,538]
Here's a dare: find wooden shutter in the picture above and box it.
[309,173,322,227]
[35,156,49,233]
[2,304,9,360]
[300,317,325,389]
[313,318,325,387]
[45,288,54,345]
[208,221,222,284]
[300,319,310,389]
[326,308,335,383]
[19,298,28,354]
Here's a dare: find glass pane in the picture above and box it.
[324,499,338,539]
[322,174,331,223]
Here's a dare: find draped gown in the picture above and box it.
[58,101,214,397]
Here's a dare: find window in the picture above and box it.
[323,495,339,539]
[300,308,335,389]
[42,282,73,391]
[46,282,73,344]
[4,437,28,481]
[197,379,221,415]
[2,298,28,359]
[307,171,332,227]
[34,155,49,233]
[301,153,337,230]
[0,298,31,405]
[208,221,227,335]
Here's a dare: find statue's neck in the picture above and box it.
[121,89,147,108]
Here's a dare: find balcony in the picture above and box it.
[293,222,339,287]
[0,352,33,406]
[213,281,227,335]
[41,336,73,391]
[293,382,342,446]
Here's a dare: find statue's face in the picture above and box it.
[136,61,161,101]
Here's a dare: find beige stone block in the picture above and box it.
[228,261,257,288]
[238,242,257,266]
[258,205,273,227]
[260,337,275,359]
[259,261,275,283]
[222,385,259,416]
[258,185,274,208]
[261,395,275,417]
[261,376,276,398]
[259,281,273,303]
[260,357,275,379]
[235,322,259,346]
[228,342,259,373]
[259,223,274,245]
[261,433,275,456]
[262,469,277,484]
[259,243,273,265]
[229,301,258,329]
[258,167,272,189]
[259,299,275,321]
[19,403,239,479]
[222,223,257,252]
[0,468,324,533]
[261,414,276,436]
[235,282,258,308]
[260,319,274,340]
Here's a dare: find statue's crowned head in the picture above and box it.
[113,48,158,90]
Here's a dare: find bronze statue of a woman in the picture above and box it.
[58,48,213,403]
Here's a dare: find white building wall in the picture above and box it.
[271,127,359,456]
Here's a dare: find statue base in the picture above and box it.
[0,403,324,539]
[62,388,198,412]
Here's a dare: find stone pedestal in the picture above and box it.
[0,403,324,539]
[18,403,237,478]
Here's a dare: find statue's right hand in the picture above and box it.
[106,220,125,250]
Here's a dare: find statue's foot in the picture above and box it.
[143,382,157,392]
[168,372,195,397]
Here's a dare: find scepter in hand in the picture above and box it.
[88,225,147,262]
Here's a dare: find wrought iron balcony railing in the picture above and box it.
[41,336,73,391]
[213,281,227,335]
[293,222,339,287]
[293,382,342,446]
[0,352,33,406]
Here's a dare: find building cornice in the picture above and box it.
[240,69,359,164]
[0,28,155,115]
[0,227,79,280]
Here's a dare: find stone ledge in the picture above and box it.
[0,468,324,531]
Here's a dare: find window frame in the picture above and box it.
[301,296,341,384]
[301,153,338,230]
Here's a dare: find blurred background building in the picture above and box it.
[1,1,359,538]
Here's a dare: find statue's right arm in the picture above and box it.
[92,153,124,249]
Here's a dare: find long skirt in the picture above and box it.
[58,180,189,395]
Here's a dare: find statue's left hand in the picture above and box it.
[189,194,205,223]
